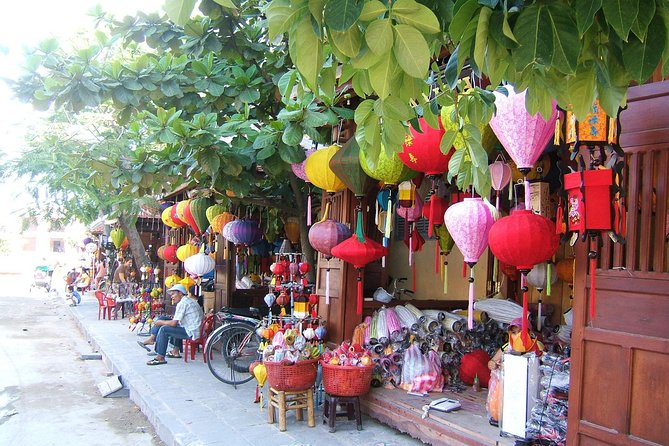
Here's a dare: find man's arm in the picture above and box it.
[154,318,179,328]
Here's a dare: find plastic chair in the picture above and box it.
[184,313,215,363]
[105,295,118,320]
[95,291,109,320]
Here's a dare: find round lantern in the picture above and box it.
[110,228,125,250]
[211,212,235,234]
[164,274,181,288]
[308,220,352,259]
[182,200,201,235]
[180,276,195,290]
[331,233,388,315]
[226,220,262,246]
[157,245,166,261]
[421,192,449,238]
[163,244,179,264]
[528,261,558,330]
[488,210,559,337]
[359,146,416,186]
[396,191,423,222]
[85,242,98,254]
[188,197,213,235]
[489,85,557,211]
[305,145,347,193]
[398,117,452,176]
[184,251,215,277]
[435,224,456,294]
[176,244,199,262]
[161,206,179,229]
[444,198,494,329]
[284,217,300,244]
[82,237,92,245]
[291,147,316,181]
[206,204,227,226]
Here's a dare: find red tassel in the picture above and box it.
[356,274,363,316]
[521,274,529,344]
[462,261,467,278]
[590,255,597,321]
[428,193,436,237]
[555,204,564,234]
[254,384,260,403]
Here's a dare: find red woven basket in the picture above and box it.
[321,362,373,396]
[264,359,318,391]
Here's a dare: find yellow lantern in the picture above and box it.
[176,244,198,262]
[180,276,195,290]
[211,212,235,234]
[175,200,191,224]
[284,217,300,244]
[161,206,179,228]
[304,145,346,193]
[164,274,181,288]
[206,204,227,226]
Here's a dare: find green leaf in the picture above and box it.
[443,46,460,89]
[466,137,487,168]
[513,4,554,69]
[359,0,387,21]
[354,99,375,125]
[502,10,518,44]
[392,0,441,34]
[324,0,363,32]
[365,19,394,55]
[623,14,666,83]
[304,110,330,127]
[382,117,407,149]
[575,0,602,35]
[602,0,640,41]
[474,7,492,71]
[213,0,237,9]
[331,27,363,58]
[368,52,398,99]
[546,2,580,74]
[164,0,196,26]
[392,24,430,79]
[267,0,306,40]
[289,17,323,92]
[447,147,465,177]
[449,0,479,42]
[253,133,278,150]
[257,146,277,160]
[199,150,221,176]
[630,0,655,41]
[309,0,325,26]
[282,123,304,145]
[382,96,413,121]
[351,46,383,69]
[440,129,458,153]
[278,144,305,163]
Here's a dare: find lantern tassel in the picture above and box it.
[356,272,363,316]
[508,179,513,201]
[325,268,330,305]
[384,195,392,238]
[546,262,552,296]
[493,256,498,284]
[524,176,531,211]
[462,261,467,278]
[537,296,543,331]
[307,194,312,226]
[412,262,416,292]
[428,193,436,237]
[375,198,379,225]
[409,230,413,267]
[467,267,475,330]
[434,240,440,274]
[495,191,500,211]
[555,203,564,234]
[443,260,448,294]
[521,274,529,344]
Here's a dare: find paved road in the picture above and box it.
[0,275,163,446]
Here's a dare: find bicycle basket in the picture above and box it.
[264,359,318,391]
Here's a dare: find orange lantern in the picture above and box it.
[211,212,235,234]
[284,217,300,244]
[556,257,575,284]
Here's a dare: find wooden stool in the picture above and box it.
[267,387,315,432]
[322,393,362,433]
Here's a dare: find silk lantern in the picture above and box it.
[527,262,557,330]
[435,224,455,294]
[176,244,198,262]
[161,206,179,229]
[184,247,216,296]
[489,86,557,212]
[188,197,212,235]
[182,200,201,235]
[157,245,166,261]
[163,244,179,264]
[305,145,347,193]
[175,200,191,228]
[396,192,423,273]
[223,220,262,246]
[488,210,559,340]
[556,257,575,284]
[206,204,226,226]
[211,212,235,234]
[110,228,125,250]
[489,157,512,210]
[331,211,388,316]
[284,217,300,244]
[164,273,181,288]
[170,204,187,228]
[329,137,376,199]
[444,198,494,330]
[398,116,452,176]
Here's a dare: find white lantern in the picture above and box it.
[184,253,215,277]
[85,242,98,254]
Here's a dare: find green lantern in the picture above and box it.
[110,228,125,250]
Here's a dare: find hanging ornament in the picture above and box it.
[489,156,512,210]
[398,116,452,176]
[284,217,300,245]
[308,212,352,304]
[223,220,262,246]
[206,203,227,226]
[163,244,179,264]
[488,210,560,342]
[176,244,198,262]
[161,206,180,229]
[110,228,125,250]
[489,85,557,213]
[170,203,188,228]
[188,197,213,236]
[305,145,347,193]
[527,262,557,330]
[434,224,455,294]
[329,137,377,200]
[444,198,494,329]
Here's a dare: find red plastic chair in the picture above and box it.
[94,291,109,320]
[105,295,118,320]
[184,313,215,363]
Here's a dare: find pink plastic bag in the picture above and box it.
[400,344,443,393]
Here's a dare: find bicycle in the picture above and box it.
[205,306,263,387]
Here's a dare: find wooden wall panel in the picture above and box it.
[592,287,669,338]
[630,349,669,444]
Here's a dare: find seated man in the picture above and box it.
[142,284,204,366]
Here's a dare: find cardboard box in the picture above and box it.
[530,182,550,218]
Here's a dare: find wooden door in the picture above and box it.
[568,81,669,445]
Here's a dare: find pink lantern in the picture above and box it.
[444,198,494,329]
[397,192,423,267]
[291,147,316,181]
[489,86,557,210]
[396,192,423,222]
[489,158,512,210]
[308,219,352,304]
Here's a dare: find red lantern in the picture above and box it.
[563,169,614,234]
[331,235,387,315]
[398,117,453,176]
[170,205,187,228]
[500,261,519,281]
[298,262,310,274]
[421,193,449,237]
[488,210,559,338]
[163,245,179,264]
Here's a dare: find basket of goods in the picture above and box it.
[321,342,374,396]
[262,328,321,391]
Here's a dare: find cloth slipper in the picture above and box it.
[146,358,167,366]
[137,341,151,352]
[166,353,182,359]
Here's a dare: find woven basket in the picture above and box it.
[321,362,373,396]
[264,359,318,391]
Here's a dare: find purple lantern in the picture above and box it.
[308,219,352,303]
[223,220,262,246]
[489,86,557,210]
[444,198,494,329]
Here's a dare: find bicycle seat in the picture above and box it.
[220,306,261,319]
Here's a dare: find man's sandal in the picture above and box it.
[137,341,151,352]
[166,353,182,359]
[146,358,167,366]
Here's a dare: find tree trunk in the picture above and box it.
[118,214,150,268]
[289,173,316,283]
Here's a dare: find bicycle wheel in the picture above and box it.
[206,323,260,386]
